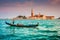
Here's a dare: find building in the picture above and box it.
[13,9,55,20]
[13,15,27,20]
[46,16,54,20]
[28,9,54,20]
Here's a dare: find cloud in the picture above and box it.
[49,0,60,5]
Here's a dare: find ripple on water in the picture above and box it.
[0,19,60,40]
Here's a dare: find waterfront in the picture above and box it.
[0,19,60,40]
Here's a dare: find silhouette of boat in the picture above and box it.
[5,22,39,28]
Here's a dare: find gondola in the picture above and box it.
[5,22,39,28]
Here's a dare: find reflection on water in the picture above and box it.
[0,19,60,40]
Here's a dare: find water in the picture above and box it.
[0,19,60,40]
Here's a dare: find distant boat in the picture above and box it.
[5,22,39,28]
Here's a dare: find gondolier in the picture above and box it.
[12,19,14,24]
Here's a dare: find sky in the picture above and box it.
[0,0,60,19]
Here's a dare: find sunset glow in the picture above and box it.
[0,0,60,18]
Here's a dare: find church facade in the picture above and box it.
[28,9,54,20]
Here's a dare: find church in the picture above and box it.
[28,9,54,20]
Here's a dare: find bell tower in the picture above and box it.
[38,12,40,17]
[31,9,34,17]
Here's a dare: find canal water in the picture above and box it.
[0,19,60,40]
